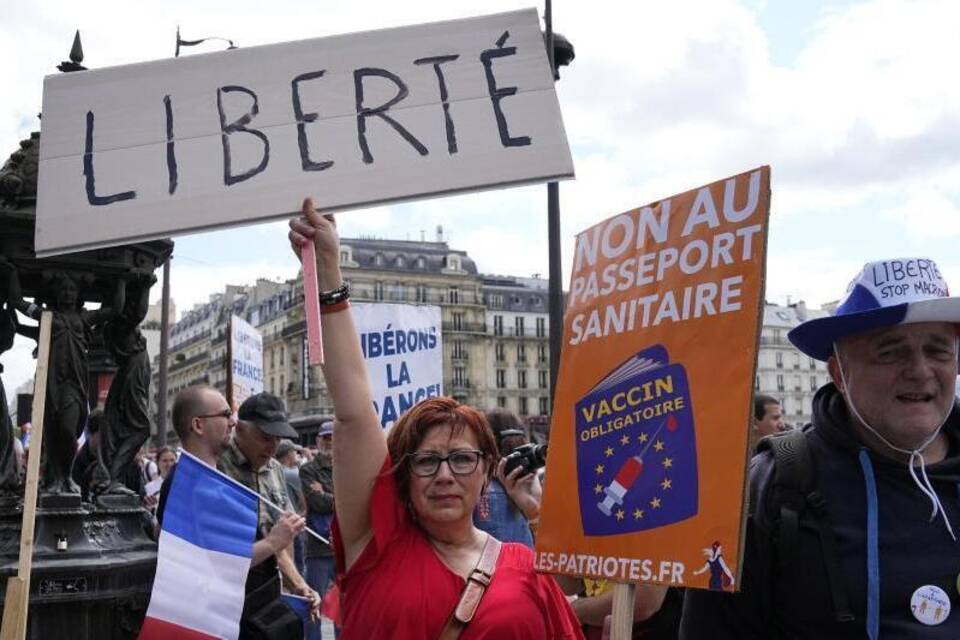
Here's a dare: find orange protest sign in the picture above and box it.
[535,167,771,593]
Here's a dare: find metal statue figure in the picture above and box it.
[4,263,124,494]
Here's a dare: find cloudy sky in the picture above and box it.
[2,0,959,392]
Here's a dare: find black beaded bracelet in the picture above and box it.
[318,283,350,305]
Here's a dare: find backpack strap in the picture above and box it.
[762,430,854,624]
[436,534,502,640]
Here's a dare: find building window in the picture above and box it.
[518,370,527,389]
[339,249,351,264]
[776,352,783,369]
[515,316,525,336]
[374,253,384,267]
[539,396,549,415]
[519,396,528,415]
[494,315,504,336]
[416,256,427,269]
[395,255,405,268]
[452,341,466,359]
[489,294,503,308]
[810,376,818,392]
[449,287,460,304]
[794,375,802,391]
[495,342,505,362]
[536,317,546,338]
[416,284,428,302]
[755,375,760,391]
[496,369,506,389]
[530,296,542,307]
[453,367,466,387]
[538,370,548,389]
[538,343,547,363]
[270,349,276,369]
[497,396,506,408]
[374,281,384,301]
[279,347,284,366]
[793,353,800,369]
[809,357,816,370]
[517,343,526,362]
[777,374,784,392]
[447,255,461,271]
[452,312,464,331]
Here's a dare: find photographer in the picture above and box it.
[473,409,544,547]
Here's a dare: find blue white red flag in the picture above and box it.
[139,451,258,640]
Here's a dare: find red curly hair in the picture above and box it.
[386,397,499,503]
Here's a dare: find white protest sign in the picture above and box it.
[36,9,574,257]
[229,315,264,408]
[352,303,443,429]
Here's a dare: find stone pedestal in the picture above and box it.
[0,496,157,639]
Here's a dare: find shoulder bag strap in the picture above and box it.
[436,534,502,640]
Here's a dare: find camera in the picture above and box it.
[502,443,548,477]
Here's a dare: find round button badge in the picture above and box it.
[911,585,950,626]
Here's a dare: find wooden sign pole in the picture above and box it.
[609,583,636,640]
[300,241,324,366]
[0,311,53,640]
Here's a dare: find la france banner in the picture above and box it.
[535,167,771,591]
[352,303,443,430]
[34,9,573,256]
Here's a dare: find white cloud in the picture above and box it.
[881,188,960,241]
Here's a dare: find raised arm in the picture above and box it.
[86,277,127,327]
[125,273,155,325]
[288,198,385,569]
[3,262,39,322]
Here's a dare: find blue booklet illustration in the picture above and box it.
[575,344,699,536]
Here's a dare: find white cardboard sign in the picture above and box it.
[230,314,264,409]
[36,9,573,256]
[352,303,443,430]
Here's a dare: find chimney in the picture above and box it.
[794,300,808,321]
[436,225,444,243]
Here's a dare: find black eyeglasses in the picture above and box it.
[407,450,484,477]
[196,409,233,421]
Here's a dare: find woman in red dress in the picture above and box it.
[289,199,583,640]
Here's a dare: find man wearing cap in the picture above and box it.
[681,258,960,639]
[219,392,321,633]
[299,421,335,640]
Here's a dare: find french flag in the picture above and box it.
[139,452,257,640]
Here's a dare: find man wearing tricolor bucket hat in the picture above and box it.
[682,258,960,639]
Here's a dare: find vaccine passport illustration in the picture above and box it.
[576,344,698,536]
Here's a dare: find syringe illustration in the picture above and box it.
[597,414,679,516]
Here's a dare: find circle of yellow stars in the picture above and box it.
[593,429,676,521]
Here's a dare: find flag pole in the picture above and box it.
[179,450,330,545]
